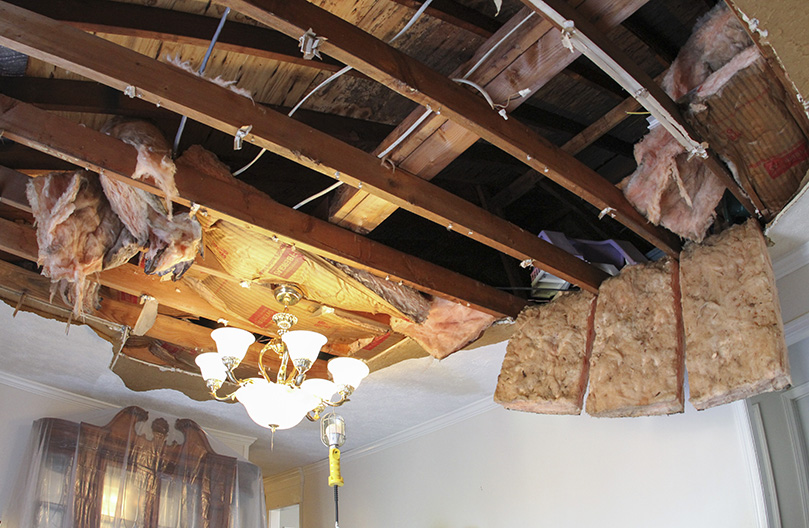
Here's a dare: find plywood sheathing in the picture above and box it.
[494,290,596,415]
[586,259,685,418]
[680,219,790,410]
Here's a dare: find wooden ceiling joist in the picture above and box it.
[278,0,656,237]
[522,0,760,216]
[0,92,526,317]
[246,0,672,253]
[0,3,609,298]
[0,77,395,151]
[4,0,355,75]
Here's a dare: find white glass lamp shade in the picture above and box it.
[301,378,338,401]
[282,330,327,364]
[195,352,228,383]
[327,357,370,390]
[211,327,254,366]
[235,379,319,430]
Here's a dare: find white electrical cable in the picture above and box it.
[374,10,538,159]
[462,11,534,80]
[451,78,496,108]
[288,65,355,118]
[232,147,267,176]
[376,107,433,159]
[283,1,435,207]
[293,180,344,210]
[389,0,434,43]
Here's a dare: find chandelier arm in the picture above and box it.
[257,345,273,383]
[277,349,290,385]
[224,368,241,385]
[207,386,238,402]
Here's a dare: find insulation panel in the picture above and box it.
[680,219,790,410]
[494,291,596,415]
[587,259,684,417]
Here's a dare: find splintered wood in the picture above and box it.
[681,219,790,410]
[494,291,595,415]
[587,259,685,417]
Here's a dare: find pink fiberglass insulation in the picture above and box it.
[390,296,497,359]
[661,4,752,101]
[101,119,201,279]
[623,126,727,242]
[102,118,178,218]
[26,171,140,315]
[621,3,752,242]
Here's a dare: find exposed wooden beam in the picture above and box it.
[320,1,653,235]
[489,170,544,210]
[511,104,634,157]
[0,77,395,151]
[217,0,679,256]
[4,0,356,75]
[0,165,30,211]
[0,3,606,298]
[523,0,760,216]
[0,93,526,316]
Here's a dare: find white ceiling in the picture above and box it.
[0,301,506,475]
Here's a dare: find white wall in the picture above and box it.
[300,397,761,528]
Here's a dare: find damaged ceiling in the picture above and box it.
[0,0,807,430]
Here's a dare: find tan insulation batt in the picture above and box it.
[680,219,790,410]
[494,291,596,415]
[587,259,685,417]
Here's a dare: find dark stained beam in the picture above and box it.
[0,92,527,316]
[511,104,634,157]
[216,0,680,256]
[3,0,357,74]
[489,170,544,210]
[327,0,651,234]
[0,77,394,149]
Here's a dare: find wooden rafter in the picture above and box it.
[522,0,760,216]
[0,91,527,317]
[323,0,647,233]
[0,4,610,297]
[0,77,395,150]
[219,0,679,255]
[4,0,357,75]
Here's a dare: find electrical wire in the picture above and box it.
[389,0,434,43]
[462,11,534,80]
[173,7,231,154]
[293,180,344,210]
[283,1,435,208]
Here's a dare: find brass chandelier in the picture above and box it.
[194,285,369,432]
